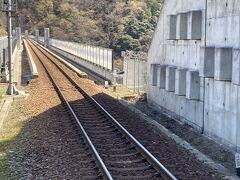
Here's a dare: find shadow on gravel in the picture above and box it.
[7,101,89,179]
[128,93,236,174]
[7,92,225,179]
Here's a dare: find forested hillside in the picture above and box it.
[2,0,163,53]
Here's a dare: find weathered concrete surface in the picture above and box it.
[158,65,167,89]
[148,0,240,150]
[200,46,215,77]
[186,70,200,100]
[214,47,232,81]
[166,66,176,92]
[23,40,38,78]
[175,68,187,96]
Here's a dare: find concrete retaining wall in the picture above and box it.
[148,0,240,150]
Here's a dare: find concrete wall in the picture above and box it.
[148,0,240,150]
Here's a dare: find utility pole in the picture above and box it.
[2,0,17,95]
[7,0,13,95]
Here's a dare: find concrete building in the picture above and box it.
[148,0,240,151]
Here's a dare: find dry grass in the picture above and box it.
[0,83,26,179]
[114,58,123,71]
[0,101,25,179]
[0,84,7,101]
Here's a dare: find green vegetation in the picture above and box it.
[17,0,163,53]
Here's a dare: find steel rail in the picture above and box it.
[29,39,178,180]
[26,40,113,180]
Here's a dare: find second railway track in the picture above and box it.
[25,39,177,180]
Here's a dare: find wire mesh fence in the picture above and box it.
[123,51,147,93]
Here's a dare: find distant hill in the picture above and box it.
[17,0,163,53]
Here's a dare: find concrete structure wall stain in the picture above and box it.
[148,0,240,151]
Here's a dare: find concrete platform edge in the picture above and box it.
[23,40,39,78]
[117,98,239,180]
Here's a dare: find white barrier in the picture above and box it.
[47,38,113,71]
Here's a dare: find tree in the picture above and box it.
[16,0,163,54]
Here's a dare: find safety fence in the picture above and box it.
[123,51,147,93]
[36,37,113,71]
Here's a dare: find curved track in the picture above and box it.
[26,39,177,180]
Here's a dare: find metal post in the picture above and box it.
[133,56,136,93]
[138,58,140,94]
[7,0,13,95]
[3,49,6,67]
[125,55,128,88]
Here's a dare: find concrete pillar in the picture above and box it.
[186,70,200,100]
[151,64,158,86]
[157,65,167,89]
[175,68,187,96]
[200,47,215,77]
[188,11,202,40]
[177,13,188,40]
[232,48,240,85]
[35,30,39,42]
[15,27,21,41]
[214,47,232,81]
[169,15,177,40]
[44,28,50,47]
[16,27,21,49]
[166,66,176,92]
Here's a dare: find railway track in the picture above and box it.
[26,39,177,180]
